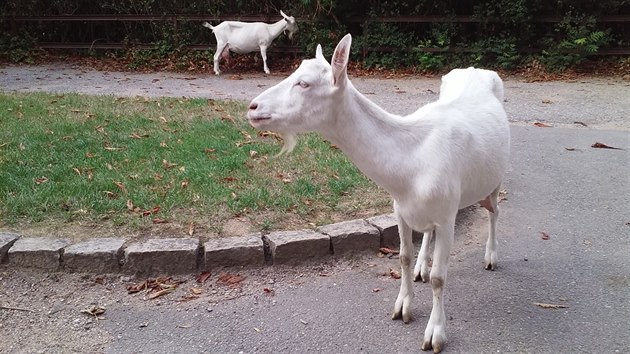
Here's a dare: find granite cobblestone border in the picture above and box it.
[0,214,413,275]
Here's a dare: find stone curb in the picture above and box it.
[0,214,414,275]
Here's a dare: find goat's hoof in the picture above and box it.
[422,326,446,353]
[392,296,413,323]
[484,261,496,271]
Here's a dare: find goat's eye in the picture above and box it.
[296,80,309,88]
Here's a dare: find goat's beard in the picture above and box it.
[277,132,297,156]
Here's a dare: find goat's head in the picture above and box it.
[280,10,298,39]
[247,34,352,154]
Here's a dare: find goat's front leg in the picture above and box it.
[421,217,455,353]
[414,231,433,282]
[391,205,414,323]
[483,185,501,270]
[259,45,270,74]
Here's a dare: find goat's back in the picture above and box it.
[416,69,510,209]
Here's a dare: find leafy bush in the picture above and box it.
[540,12,613,71]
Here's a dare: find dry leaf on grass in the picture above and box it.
[162,159,178,169]
[141,206,161,216]
[34,176,48,185]
[152,218,168,224]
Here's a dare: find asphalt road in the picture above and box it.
[1,64,629,353]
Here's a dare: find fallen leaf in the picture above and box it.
[541,99,552,104]
[389,268,401,279]
[129,133,149,139]
[85,152,95,158]
[498,189,508,202]
[379,247,400,255]
[533,122,553,128]
[162,159,178,169]
[254,327,262,333]
[204,148,216,153]
[126,199,134,211]
[534,302,568,309]
[217,273,245,287]
[188,222,195,236]
[250,150,258,158]
[152,218,168,224]
[591,142,623,150]
[564,147,576,151]
[104,191,118,199]
[372,288,382,292]
[72,168,81,176]
[190,288,203,295]
[34,176,48,185]
[113,181,126,192]
[181,179,189,189]
[573,121,588,127]
[142,206,161,216]
[127,280,148,294]
[263,288,275,296]
[146,287,175,300]
[236,140,254,147]
[196,271,211,284]
[223,176,238,182]
[81,305,106,317]
[540,231,550,240]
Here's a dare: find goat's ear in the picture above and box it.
[331,34,352,87]
[280,10,289,19]
[315,44,326,62]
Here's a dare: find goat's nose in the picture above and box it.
[248,102,258,110]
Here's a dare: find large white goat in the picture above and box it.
[247,34,510,352]
[202,11,297,75]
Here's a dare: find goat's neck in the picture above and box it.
[267,19,288,40]
[320,83,430,196]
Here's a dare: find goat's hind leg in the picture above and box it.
[391,205,415,323]
[421,217,455,353]
[213,42,228,75]
[483,185,501,270]
[414,231,433,282]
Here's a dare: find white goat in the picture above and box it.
[202,11,298,75]
[247,34,510,353]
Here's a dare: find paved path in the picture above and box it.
[1,64,629,353]
[1,63,629,130]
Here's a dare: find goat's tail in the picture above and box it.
[202,22,214,30]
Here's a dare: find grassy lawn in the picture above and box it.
[0,92,391,241]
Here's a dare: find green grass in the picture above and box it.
[0,92,391,239]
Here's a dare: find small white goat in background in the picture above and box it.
[202,10,297,75]
[247,34,510,353]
